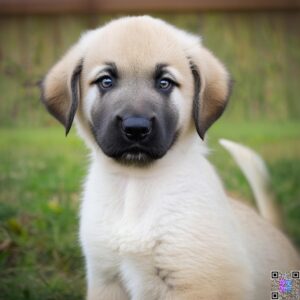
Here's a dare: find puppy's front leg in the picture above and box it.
[86,263,129,300]
[87,282,129,300]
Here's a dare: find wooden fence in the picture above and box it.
[0,0,299,14]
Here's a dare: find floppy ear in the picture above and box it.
[41,45,83,135]
[189,47,232,139]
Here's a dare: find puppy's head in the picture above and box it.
[41,16,231,166]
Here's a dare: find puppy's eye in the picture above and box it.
[98,76,114,89]
[158,78,173,91]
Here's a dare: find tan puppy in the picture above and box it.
[41,16,299,300]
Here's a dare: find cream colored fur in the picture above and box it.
[42,16,299,300]
[219,139,283,228]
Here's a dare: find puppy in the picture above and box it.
[41,16,299,300]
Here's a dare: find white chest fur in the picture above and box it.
[79,137,251,299]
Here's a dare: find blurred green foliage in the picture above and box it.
[0,12,300,126]
[0,12,300,127]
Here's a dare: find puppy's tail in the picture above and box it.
[219,139,282,228]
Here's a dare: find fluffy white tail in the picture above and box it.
[219,139,282,228]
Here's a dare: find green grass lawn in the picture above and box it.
[0,121,299,299]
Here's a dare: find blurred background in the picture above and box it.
[0,1,299,299]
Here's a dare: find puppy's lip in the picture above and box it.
[115,145,160,160]
[126,145,149,153]
[114,145,157,165]
[120,145,152,158]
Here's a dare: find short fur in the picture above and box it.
[41,16,299,300]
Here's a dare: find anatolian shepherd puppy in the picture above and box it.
[41,16,299,300]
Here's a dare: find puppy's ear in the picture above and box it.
[41,45,83,135]
[189,47,232,139]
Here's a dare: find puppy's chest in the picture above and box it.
[82,170,245,294]
[86,178,163,255]
[83,171,226,257]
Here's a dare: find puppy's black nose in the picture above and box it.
[121,117,152,141]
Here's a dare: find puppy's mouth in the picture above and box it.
[113,146,159,166]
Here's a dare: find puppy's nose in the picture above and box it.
[121,117,152,141]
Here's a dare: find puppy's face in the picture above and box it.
[41,16,231,166]
[87,62,180,164]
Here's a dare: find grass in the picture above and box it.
[0,128,87,300]
[0,121,299,299]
